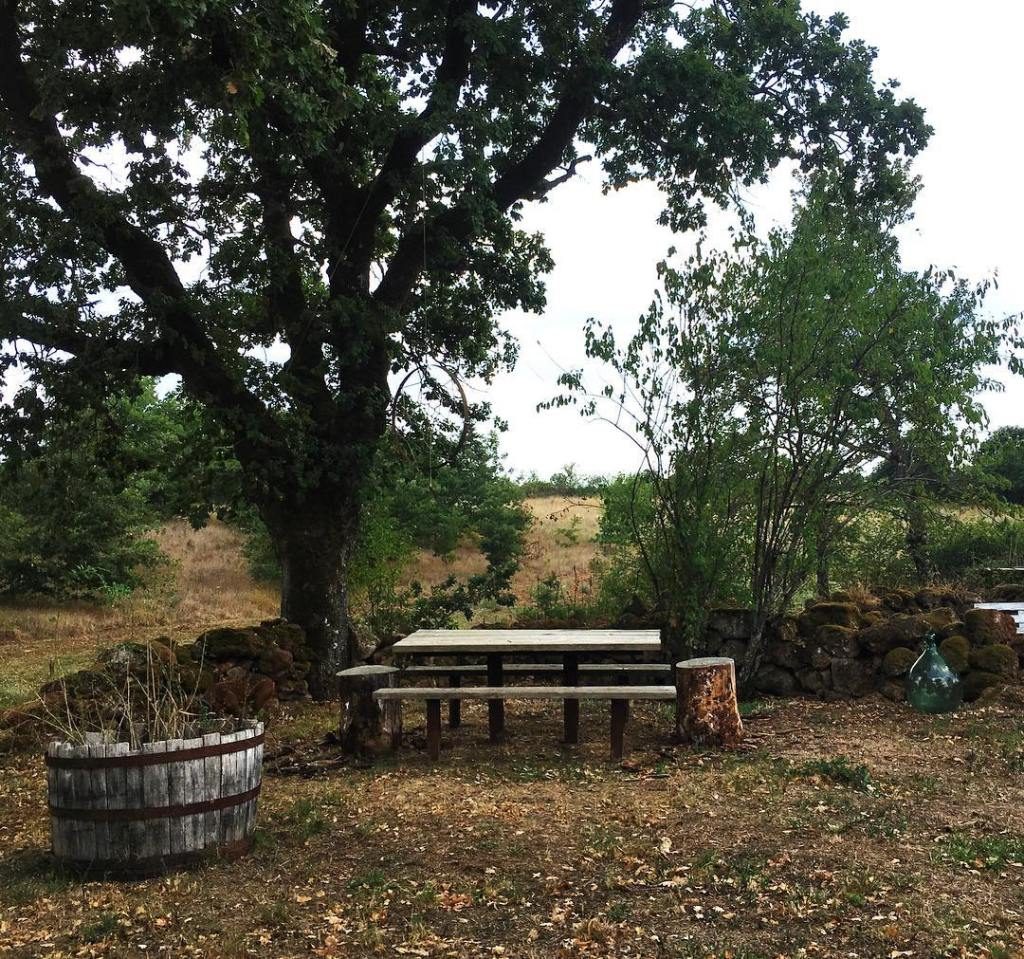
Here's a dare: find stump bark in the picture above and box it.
[675,657,743,748]
[337,665,401,754]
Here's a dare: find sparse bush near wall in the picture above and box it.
[829,513,919,589]
[927,514,1024,582]
[978,427,1024,506]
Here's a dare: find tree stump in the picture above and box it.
[675,657,743,748]
[337,665,401,754]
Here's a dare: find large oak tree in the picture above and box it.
[0,0,928,695]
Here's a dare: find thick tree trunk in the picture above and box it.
[277,518,361,700]
[737,618,768,696]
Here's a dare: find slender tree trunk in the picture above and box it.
[276,514,362,700]
[816,548,831,598]
[904,497,931,582]
[738,617,768,695]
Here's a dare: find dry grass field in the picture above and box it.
[0,520,279,714]
[403,495,603,604]
[2,498,1023,958]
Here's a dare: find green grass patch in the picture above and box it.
[937,832,1024,870]
[0,851,80,907]
[606,901,631,922]
[280,797,331,840]
[81,912,120,943]
[794,755,873,791]
[347,868,390,895]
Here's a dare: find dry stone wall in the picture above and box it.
[703,586,1023,702]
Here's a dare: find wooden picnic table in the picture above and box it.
[390,629,662,743]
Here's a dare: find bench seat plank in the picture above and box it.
[374,685,675,701]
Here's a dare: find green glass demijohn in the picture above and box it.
[906,631,963,714]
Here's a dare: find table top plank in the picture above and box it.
[391,629,662,655]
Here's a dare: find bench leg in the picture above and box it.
[426,699,442,760]
[563,653,579,744]
[610,699,629,761]
[386,699,403,751]
[449,673,461,729]
[487,654,505,743]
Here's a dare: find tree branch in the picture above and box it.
[0,295,176,377]
[0,0,285,457]
[372,0,643,314]
[331,0,478,291]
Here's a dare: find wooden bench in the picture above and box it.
[399,663,671,728]
[973,602,1024,635]
[373,685,675,761]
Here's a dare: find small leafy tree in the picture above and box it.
[556,176,1020,683]
[0,382,173,597]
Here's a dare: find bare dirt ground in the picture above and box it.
[2,697,1023,958]
[2,501,1022,958]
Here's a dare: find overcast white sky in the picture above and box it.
[491,0,1024,478]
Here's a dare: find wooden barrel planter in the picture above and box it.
[45,722,264,875]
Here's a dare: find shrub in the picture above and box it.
[977,427,1024,506]
[796,756,873,791]
[517,464,608,498]
[927,514,1024,582]
[829,510,1024,590]
[0,444,164,598]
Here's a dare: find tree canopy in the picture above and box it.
[0,0,931,693]
[977,427,1024,507]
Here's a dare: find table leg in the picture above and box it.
[426,699,442,761]
[487,653,504,742]
[563,653,579,745]
[610,699,628,761]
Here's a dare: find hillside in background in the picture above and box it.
[0,497,601,711]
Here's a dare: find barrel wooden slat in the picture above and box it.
[241,730,255,839]
[90,740,111,859]
[250,727,265,837]
[245,728,262,835]
[75,742,99,862]
[54,743,76,860]
[141,740,171,860]
[180,735,205,854]
[47,742,69,858]
[125,740,146,859]
[165,738,187,856]
[47,723,262,873]
[218,729,244,845]
[85,736,111,862]
[105,742,131,861]
[202,731,222,846]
